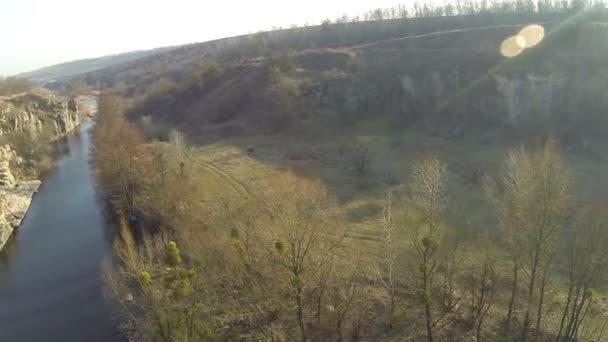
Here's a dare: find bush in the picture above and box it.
[267,65,282,85]
[193,56,222,81]
[268,50,297,72]
[146,78,176,99]
[276,77,299,111]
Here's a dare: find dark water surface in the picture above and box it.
[0,120,120,341]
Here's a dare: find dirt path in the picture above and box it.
[352,23,547,50]
[188,153,252,197]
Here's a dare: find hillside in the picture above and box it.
[17,47,176,85]
[86,7,608,342]
[119,21,607,146]
[32,14,604,150]
[38,13,566,90]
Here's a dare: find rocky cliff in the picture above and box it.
[313,23,607,138]
[0,145,40,250]
[0,89,80,137]
[0,90,82,250]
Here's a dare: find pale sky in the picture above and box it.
[1,0,404,76]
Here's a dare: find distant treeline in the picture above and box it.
[330,0,608,23]
[0,77,33,96]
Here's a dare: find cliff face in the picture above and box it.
[0,145,40,250]
[0,89,80,137]
[319,69,569,127]
[0,89,82,250]
[306,23,607,141]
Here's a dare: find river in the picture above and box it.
[0,119,120,341]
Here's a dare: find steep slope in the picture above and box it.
[0,89,80,136]
[122,21,608,151]
[47,13,564,91]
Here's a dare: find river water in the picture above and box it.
[0,119,120,341]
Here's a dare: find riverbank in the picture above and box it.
[0,95,94,251]
[0,144,41,250]
[0,119,119,341]
[0,180,41,250]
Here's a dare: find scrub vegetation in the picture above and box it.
[91,1,608,341]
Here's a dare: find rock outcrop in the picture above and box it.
[0,89,80,137]
[0,145,17,187]
[0,145,40,250]
[0,89,83,250]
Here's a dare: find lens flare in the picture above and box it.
[500,35,526,58]
[518,24,545,48]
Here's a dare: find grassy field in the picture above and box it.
[175,118,608,339]
[189,118,608,248]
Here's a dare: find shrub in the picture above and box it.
[146,78,176,99]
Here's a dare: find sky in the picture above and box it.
[1,0,404,76]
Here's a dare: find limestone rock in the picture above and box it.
[0,180,41,250]
[0,161,15,187]
[0,145,44,250]
[0,89,81,137]
[0,145,17,187]
[0,89,78,251]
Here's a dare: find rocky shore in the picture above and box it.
[0,89,85,251]
[0,145,40,249]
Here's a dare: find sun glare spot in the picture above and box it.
[500,35,526,58]
[518,24,545,48]
[500,24,545,58]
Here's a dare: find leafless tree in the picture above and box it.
[405,156,449,342]
[487,139,571,341]
[555,205,608,341]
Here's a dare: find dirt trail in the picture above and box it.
[352,23,547,50]
[188,153,252,197]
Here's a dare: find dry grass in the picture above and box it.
[180,118,608,339]
[189,116,608,244]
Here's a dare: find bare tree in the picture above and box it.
[488,139,571,341]
[405,156,449,342]
[485,164,523,337]
[380,187,401,328]
[93,92,154,217]
[468,240,497,341]
[262,171,347,341]
[555,205,608,341]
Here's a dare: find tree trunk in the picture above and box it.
[425,301,434,342]
[505,259,519,335]
[522,248,541,342]
[564,287,583,341]
[389,287,395,329]
[422,248,434,342]
[555,282,574,342]
[295,285,307,342]
[476,316,484,342]
[534,268,549,342]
